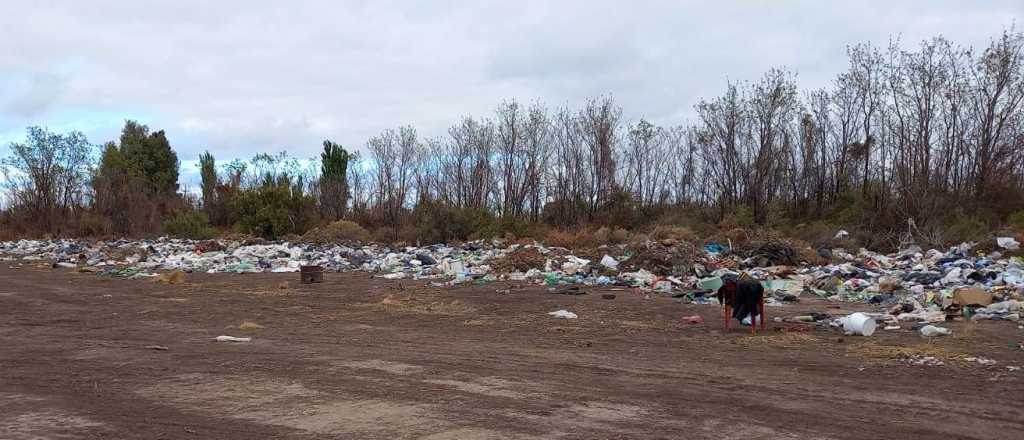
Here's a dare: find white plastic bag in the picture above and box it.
[600,255,619,269]
[919,325,950,337]
[548,310,578,319]
[997,237,1020,250]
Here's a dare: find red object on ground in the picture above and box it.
[720,283,766,334]
[680,315,704,325]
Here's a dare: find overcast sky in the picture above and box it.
[2,0,1022,184]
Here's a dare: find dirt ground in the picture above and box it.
[1,265,1023,440]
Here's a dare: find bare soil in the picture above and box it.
[1,265,1022,439]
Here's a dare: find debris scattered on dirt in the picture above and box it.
[899,355,944,366]
[2,234,1023,335]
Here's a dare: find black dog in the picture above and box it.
[717,278,764,323]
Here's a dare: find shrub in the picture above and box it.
[412,198,497,244]
[371,226,395,243]
[784,221,841,247]
[301,220,370,243]
[231,185,317,239]
[163,211,216,239]
[77,213,114,238]
[942,211,989,244]
[1009,210,1024,230]
[734,205,755,228]
[594,190,640,229]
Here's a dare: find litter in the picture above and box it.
[680,315,704,325]
[919,325,951,337]
[214,336,252,342]
[964,356,997,366]
[548,310,578,319]
[840,313,876,336]
[2,235,1023,336]
[997,237,1020,250]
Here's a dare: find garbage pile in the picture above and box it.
[2,236,1023,327]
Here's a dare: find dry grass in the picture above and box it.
[545,229,577,248]
[238,321,264,331]
[153,270,186,285]
[593,226,632,245]
[734,333,818,348]
[847,341,960,360]
[650,225,696,243]
[722,228,749,245]
[377,295,476,315]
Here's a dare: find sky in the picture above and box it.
[2,0,1022,186]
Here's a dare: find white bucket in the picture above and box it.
[842,312,876,336]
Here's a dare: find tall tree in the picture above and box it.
[199,150,217,211]
[1,126,92,233]
[118,120,180,193]
[319,140,351,221]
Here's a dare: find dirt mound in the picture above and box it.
[735,231,811,266]
[195,240,225,253]
[302,220,371,244]
[490,247,546,272]
[623,241,698,276]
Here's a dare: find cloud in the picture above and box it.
[1,0,1021,175]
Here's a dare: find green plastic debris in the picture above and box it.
[697,276,723,291]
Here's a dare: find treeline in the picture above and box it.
[3,30,1024,247]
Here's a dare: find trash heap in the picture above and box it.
[2,236,1023,326]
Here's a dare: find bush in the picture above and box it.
[412,199,497,244]
[301,220,370,243]
[942,211,989,244]
[782,221,842,247]
[232,186,317,239]
[1009,210,1024,230]
[371,226,395,243]
[77,213,114,238]
[593,190,640,229]
[163,211,216,239]
[734,205,755,228]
